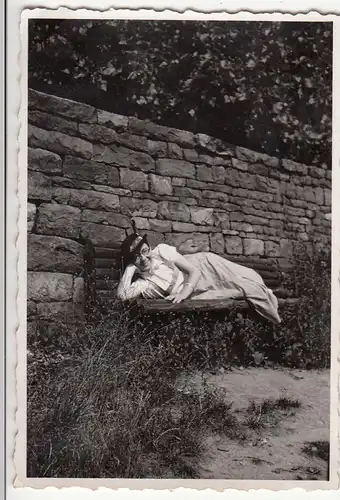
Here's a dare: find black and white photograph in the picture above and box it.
[22,12,334,486]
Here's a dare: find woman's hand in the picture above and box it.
[166,283,193,304]
[117,263,139,301]
[166,292,186,304]
[166,253,201,304]
[126,263,137,274]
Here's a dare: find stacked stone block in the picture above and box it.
[27,89,332,325]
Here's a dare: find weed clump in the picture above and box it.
[245,396,302,430]
[302,441,330,462]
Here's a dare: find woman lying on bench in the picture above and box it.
[117,221,281,324]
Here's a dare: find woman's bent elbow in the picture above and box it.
[116,287,127,301]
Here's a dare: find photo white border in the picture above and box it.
[6,2,340,499]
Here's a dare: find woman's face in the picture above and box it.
[132,243,152,272]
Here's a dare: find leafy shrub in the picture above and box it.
[278,242,331,368]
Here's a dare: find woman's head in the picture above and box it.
[131,240,152,272]
[120,221,152,272]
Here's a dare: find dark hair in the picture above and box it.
[120,220,149,272]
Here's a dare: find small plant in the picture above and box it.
[245,396,301,430]
[275,396,301,410]
[302,441,329,462]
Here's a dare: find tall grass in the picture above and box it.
[27,304,237,478]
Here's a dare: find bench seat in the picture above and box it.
[136,296,298,314]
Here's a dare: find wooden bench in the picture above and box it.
[81,239,296,319]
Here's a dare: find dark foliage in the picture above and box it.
[29,19,332,165]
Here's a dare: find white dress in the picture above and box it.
[118,243,281,324]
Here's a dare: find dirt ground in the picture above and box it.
[178,367,330,480]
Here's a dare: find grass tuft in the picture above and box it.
[245,396,301,430]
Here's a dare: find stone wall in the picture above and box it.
[27,89,331,325]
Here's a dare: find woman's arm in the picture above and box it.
[117,264,148,302]
[167,253,201,304]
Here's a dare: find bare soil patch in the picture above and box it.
[177,367,330,480]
